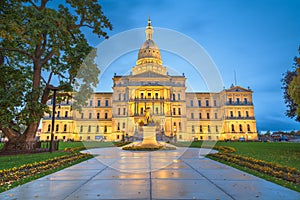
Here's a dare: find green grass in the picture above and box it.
[0,141,125,171]
[175,141,300,171]
[208,155,300,193]
[215,142,300,171]
[0,143,3,150]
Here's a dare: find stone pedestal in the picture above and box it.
[141,126,159,147]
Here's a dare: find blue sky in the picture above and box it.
[84,0,300,132]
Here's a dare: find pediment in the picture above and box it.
[131,71,169,78]
[226,86,251,92]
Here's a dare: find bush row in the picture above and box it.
[0,152,91,191]
[210,146,300,184]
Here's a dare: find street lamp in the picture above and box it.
[49,86,59,153]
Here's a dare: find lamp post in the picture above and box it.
[49,86,58,153]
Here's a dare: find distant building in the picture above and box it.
[41,19,258,141]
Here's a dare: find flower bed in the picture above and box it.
[210,146,300,184]
[0,152,91,191]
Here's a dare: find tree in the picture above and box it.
[282,47,300,122]
[0,0,112,152]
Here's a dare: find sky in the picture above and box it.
[82,0,300,132]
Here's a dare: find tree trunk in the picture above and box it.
[1,122,39,153]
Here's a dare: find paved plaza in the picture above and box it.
[0,147,299,200]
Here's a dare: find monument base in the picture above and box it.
[141,126,159,147]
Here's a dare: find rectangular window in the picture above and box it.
[65,111,68,117]
[173,108,176,115]
[148,93,151,98]
[216,125,219,133]
[97,112,100,119]
[172,93,176,100]
[206,100,209,107]
[118,108,121,115]
[199,113,202,119]
[140,107,144,114]
[178,108,181,115]
[179,122,182,131]
[237,98,240,104]
[57,111,60,118]
[192,125,195,133]
[90,100,93,107]
[118,94,121,101]
[88,125,91,132]
[105,100,109,106]
[80,125,83,132]
[89,113,92,119]
[96,125,99,132]
[230,111,233,117]
[81,113,84,119]
[123,108,126,115]
[140,93,144,99]
[246,111,249,118]
[229,98,232,104]
[214,113,218,119]
[105,113,108,119]
[244,98,248,104]
[198,100,201,107]
[178,94,181,100]
[97,100,101,107]
[122,122,126,129]
[238,111,241,118]
[104,125,107,133]
[87,136,90,140]
[200,125,203,133]
[214,100,217,107]
[191,113,194,119]
[190,100,193,107]
[208,125,211,133]
[207,113,210,119]
[156,107,159,114]
[117,122,120,131]
[123,94,126,101]
[155,93,159,99]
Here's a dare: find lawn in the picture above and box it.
[215,141,300,171]
[0,141,117,170]
[176,141,300,171]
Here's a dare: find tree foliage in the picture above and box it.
[282,47,300,122]
[0,0,112,150]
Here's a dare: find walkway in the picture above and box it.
[0,147,299,200]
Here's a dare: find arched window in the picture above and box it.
[239,124,243,132]
[63,124,67,132]
[231,124,235,132]
[88,125,91,132]
[56,124,59,132]
[47,124,51,132]
[97,112,100,119]
[80,125,83,132]
[247,124,251,132]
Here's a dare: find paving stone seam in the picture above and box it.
[149,152,153,200]
[181,158,236,200]
[62,158,115,200]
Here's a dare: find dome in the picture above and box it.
[136,18,162,65]
[137,39,161,61]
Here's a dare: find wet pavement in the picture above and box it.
[0,147,299,200]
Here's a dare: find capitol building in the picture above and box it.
[40,19,258,142]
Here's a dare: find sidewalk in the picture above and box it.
[0,147,299,199]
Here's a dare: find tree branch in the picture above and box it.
[40,50,55,66]
[0,47,33,59]
[39,0,49,11]
[28,0,39,10]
